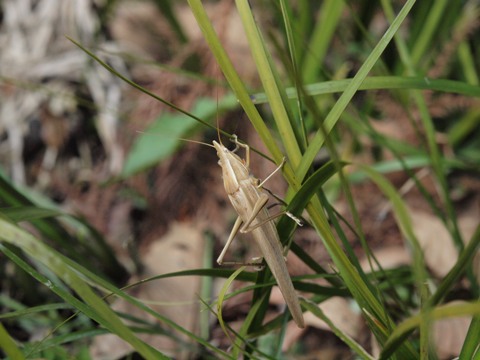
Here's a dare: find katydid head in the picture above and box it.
[213,140,249,194]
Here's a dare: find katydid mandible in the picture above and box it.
[213,137,304,328]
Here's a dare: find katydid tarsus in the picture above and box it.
[213,135,305,328]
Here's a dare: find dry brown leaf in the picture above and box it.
[433,301,472,359]
[411,206,479,278]
[304,297,363,339]
[360,245,411,272]
[410,210,459,278]
[90,222,205,360]
[457,203,480,279]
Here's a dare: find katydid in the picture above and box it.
[214,136,304,328]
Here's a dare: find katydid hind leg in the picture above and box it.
[216,215,267,267]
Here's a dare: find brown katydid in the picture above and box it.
[213,135,305,328]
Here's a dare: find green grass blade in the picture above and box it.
[301,0,345,82]
[276,161,346,246]
[410,0,449,66]
[25,328,107,354]
[0,173,126,280]
[122,96,236,177]
[295,0,417,183]
[460,315,480,359]
[0,218,168,360]
[152,0,188,43]
[186,0,284,163]
[0,321,25,360]
[380,301,480,360]
[0,303,71,320]
[236,0,302,168]
[59,256,233,358]
[358,165,427,284]
[250,76,480,103]
[458,40,479,85]
[233,293,272,359]
[448,109,480,147]
[428,224,480,307]
[217,266,246,348]
[278,0,308,151]
[1,206,62,222]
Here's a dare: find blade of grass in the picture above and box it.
[233,292,273,360]
[217,266,246,347]
[250,76,480,103]
[295,0,417,183]
[278,0,308,151]
[358,165,427,286]
[277,160,346,253]
[448,109,480,147]
[152,0,188,43]
[0,218,167,359]
[1,206,62,222]
[122,95,236,177]
[460,314,480,359]
[458,40,479,85]
[380,301,480,360]
[199,232,214,342]
[0,321,25,360]
[427,224,480,307]
[186,0,301,193]
[297,87,412,352]
[0,172,126,281]
[359,163,432,357]
[0,303,72,320]
[25,328,107,355]
[58,253,233,358]
[301,0,345,82]
[236,0,302,169]
[410,0,449,66]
